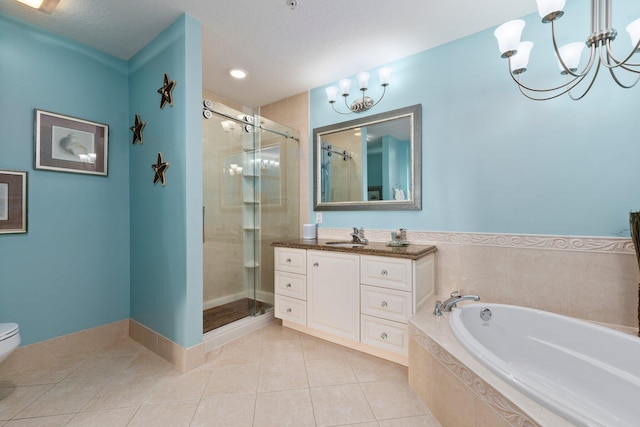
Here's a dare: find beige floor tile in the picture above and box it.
[254,388,315,427]
[360,380,429,420]
[0,364,78,387]
[15,381,104,418]
[61,354,137,383]
[3,414,74,426]
[0,385,52,421]
[310,383,376,427]
[191,394,256,427]
[216,341,263,367]
[81,377,157,411]
[202,364,259,398]
[305,357,357,387]
[261,339,304,365]
[146,367,211,404]
[339,423,380,427]
[66,407,138,427]
[126,401,198,427]
[379,414,442,426]
[259,324,301,342]
[119,352,177,379]
[347,353,408,383]
[257,360,308,393]
[301,337,350,360]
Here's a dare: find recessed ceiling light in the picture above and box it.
[15,0,60,13]
[229,69,247,79]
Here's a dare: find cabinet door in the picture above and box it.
[307,250,360,341]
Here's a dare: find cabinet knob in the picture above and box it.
[380,332,388,340]
[286,258,292,263]
[313,262,319,267]
[380,301,388,308]
[380,269,388,276]
[286,308,292,313]
[286,283,292,288]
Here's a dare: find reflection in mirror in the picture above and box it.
[313,104,421,211]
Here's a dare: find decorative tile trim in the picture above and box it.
[319,228,635,254]
[409,324,541,427]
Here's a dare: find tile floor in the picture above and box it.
[0,323,442,426]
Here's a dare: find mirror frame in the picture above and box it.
[313,104,422,211]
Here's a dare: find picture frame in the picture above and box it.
[367,186,382,201]
[0,170,27,234]
[34,109,108,176]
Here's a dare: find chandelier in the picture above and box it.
[325,67,392,114]
[494,0,640,101]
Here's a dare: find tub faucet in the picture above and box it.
[434,291,480,315]
[351,227,367,244]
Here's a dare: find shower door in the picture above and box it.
[202,100,300,333]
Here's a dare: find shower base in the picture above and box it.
[203,298,272,333]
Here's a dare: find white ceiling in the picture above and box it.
[0,0,537,108]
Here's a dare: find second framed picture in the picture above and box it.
[34,110,109,176]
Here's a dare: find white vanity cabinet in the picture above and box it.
[273,247,307,325]
[273,242,435,365]
[307,250,360,341]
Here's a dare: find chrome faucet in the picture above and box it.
[433,291,480,316]
[351,227,368,244]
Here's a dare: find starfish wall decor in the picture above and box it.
[129,114,146,144]
[151,152,169,186]
[157,73,176,109]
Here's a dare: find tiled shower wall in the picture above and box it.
[320,228,640,330]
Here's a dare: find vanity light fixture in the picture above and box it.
[15,0,59,13]
[494,0,640,101]
[325,67,392,114]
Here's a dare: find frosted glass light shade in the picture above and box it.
[357,72,370,90]
[339,79,351,96]
[510,41,534,74]
[17,0,43,7]
[536,0,566,21]
[378,67,392,86]
[494,20,526,58]
[325,86,338,102]
[626,18,640,52]
[556,42,585,74]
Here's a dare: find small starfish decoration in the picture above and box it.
[129,114,146,144]
[151,152,170,186]
[157,73,176,109]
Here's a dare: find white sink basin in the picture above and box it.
[325,241,365,248]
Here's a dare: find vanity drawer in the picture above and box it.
[360,255,412,291]
[275,295,306,325]
[274,247,307,275]
[361,285,411,323]
[360,315,408,355]
[275,271,306,300]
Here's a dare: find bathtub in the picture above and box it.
[449,303,640,427]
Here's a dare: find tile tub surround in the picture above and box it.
[0,322,442,426]
[319,228,640,330]
[408,306,573,427]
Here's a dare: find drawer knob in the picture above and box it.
[286,283,292,288]
[313,262,319,267]
[380,269,388,276]
[286,258,292,263]
[380,301,388,308]
[286,308,292,313]
[380,332,388,340]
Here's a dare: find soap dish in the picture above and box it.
[387,240,410,247]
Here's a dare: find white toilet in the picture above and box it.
[0,323,20,364]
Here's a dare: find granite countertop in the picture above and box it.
[271,239,436,260]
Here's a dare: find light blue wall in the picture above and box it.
[0,14,130,345]
[310,1,640,238]
[129,15,203,348]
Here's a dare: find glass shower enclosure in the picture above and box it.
[201,100,300,334]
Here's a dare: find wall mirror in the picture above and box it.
[313,104,422,211]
